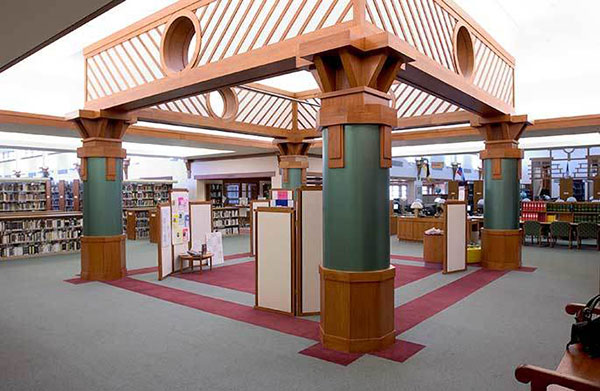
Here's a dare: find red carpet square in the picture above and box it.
[299,343,363,366]
[371,339,426,362]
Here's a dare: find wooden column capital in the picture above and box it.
[473,116,530,179]
[307,47,403,170]
[68,111,134,181]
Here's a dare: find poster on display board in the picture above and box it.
[171,190,190,245]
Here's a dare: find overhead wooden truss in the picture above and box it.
[81,0,516,130]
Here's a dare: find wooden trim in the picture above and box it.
[189,152,277,163]
[380,125,392,168]
[80,234,127,281]
[327,125,345,169]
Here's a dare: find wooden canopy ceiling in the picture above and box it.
[81,0,516,139]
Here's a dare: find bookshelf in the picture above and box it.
[122,180,174,208]
[522,201,600,223]
[0,211,83,260]
[0,178,51,212]
[50,180,81,211]
[212,206,240,235]
[206,183,223,207]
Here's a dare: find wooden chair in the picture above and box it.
[524,221,543,246]
[576,222,600,250]
[550,221,573,249]
[515,303,600,390]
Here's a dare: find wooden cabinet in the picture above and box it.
[473,180,483,207]
[448,181,459,200]
[559,178,573,199]
[390,215,397,235]
[397,217,445,241]
[149,210,159,243]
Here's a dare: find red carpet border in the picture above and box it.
[174,261,256,293]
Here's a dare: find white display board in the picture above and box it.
[444,202,467,274]
[299,189,322,315]
[190,201,212,251]
[256,209,293,314]
[206,232,224,266]
[250,200,269,255]
[158,204,173,280]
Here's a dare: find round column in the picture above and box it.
[323,125,390,271]
[476,118,528,271]
[283,167,303,190]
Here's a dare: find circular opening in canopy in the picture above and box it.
[453,25,475,80]
[206,88,239,121]
[160,11,201,75]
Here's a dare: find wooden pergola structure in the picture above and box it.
[71,0,527,354]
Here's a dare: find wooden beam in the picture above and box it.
[135,108,292,138]
[396,111,475,129]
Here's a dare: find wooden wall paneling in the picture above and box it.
[126,210,137,240]
[45,181,52,210]
[396,217,445,241]
[560,178,574,199]
[594,178,600,199]
[473,180,483,207]
[448,180,459,199]
[73,179,81,211]
[58,180,66,211]
[149,209,159,243]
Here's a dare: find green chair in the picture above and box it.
[523,221,543,246]
[549,221,572,249]
[576,222,600,250]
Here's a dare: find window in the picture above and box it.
[400,185,407,200]
[390,185,400,200]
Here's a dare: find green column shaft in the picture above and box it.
[323,124,390,272]
[483,158,520,230]
[283,168,302,190]
[83,157,123,236]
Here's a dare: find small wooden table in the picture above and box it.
[179,252,213,273]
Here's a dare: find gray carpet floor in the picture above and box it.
[0,234,597,391]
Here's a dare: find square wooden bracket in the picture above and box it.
[491,158,502,180]
[106,158,117,181]
[328,125,345,169]
[380,126,392,168]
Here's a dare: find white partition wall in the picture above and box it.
[190,201,212,251]
[255,207,294,315]
[297,187,322,315]
[158,204,173,280]
[250,200,269,255]
[444,201,468,274]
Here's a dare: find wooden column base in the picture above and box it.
[81,234,127,281]
[320,266,396,353]
[481,229,522,270]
